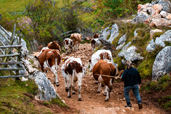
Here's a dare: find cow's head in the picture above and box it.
[99,52,111,60]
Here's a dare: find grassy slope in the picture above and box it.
[0,78,69,113]
[0,0,75,12]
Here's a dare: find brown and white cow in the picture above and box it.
[61,57,86,101]
[63,38,73,54]
[93,59,116,101]
[70,33,82,51]
[91,38,102,52]
[35,49,61,86]
[48,41,61,52]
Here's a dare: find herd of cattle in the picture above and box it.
[34,33,123,101]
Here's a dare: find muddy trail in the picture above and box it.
[46,44,169,114]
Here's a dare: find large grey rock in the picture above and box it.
[118,34,126,45]
[152,46,171,80]
[22,59,60,101]
[146,39,156,51]
[118,42,131,57]
[100,26,110,40]
[131,13,149,24]
[29,71,58,101]
[107,24,119,43]
[151,0,171,13]
[123,46,144,61]
[155,30,171,47]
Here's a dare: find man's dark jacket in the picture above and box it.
[121,67,141,87]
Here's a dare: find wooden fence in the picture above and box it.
[0,24,27,79]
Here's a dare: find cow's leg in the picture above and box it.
[105,86,110,101]
[51,65,59,86]
[67,75,72,98]
[97,75,103,93]
[104,86,107,96]
[109,78,113,92]
[77,73,83,101]
[61,68,69,92]
[71,72,76,94]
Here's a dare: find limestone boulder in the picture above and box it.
[149,18,171,27]
[29,71,59,101]
[118,42,131,57]
[166,14,171,20]
[146,39,156,51]
[151,0,171,13]
[132,13,149,24]
[123,46,144,61]
[160,11,169,18]
[107,24,119,43]
[152,46,171,80]
[155,30,171,47]
[100,26,110,40]
[118,34,126,45]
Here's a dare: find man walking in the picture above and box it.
[121,60,142,109]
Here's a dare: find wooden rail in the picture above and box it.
[0,24,27,79]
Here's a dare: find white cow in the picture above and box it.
[61,57,86,101]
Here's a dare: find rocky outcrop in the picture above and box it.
[116,34,126,50]
[100,24,119,43]
[155,30,171,47]
[123,46,144,61]
[23,59,60,101]
[146,39,156,51]
[107,24,119,43]
[151,0,171,13]
[152,46,171,80]
[132,1,171,27]
[118,42,131,57]
[29,71,58,101]
[100,26,110,40]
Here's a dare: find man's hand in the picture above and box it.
[139,84,142,89]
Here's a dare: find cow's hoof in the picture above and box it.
[78,98,82,101]
[105,99,109,102]
[67,95,71,98]
[56,82,59,87]
[72,92,76,94]
[103,93,107,96]
[97,91,100,93]
[65,87,68,92]
[101,84,104,87]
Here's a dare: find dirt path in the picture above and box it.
[47,44,169,114]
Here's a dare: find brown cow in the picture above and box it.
[48,41,61,52]
[61,57,86,101]
[35,49,61,86]
[92,59,116,101]
[93,33,100,38]
[70,33,82,51]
